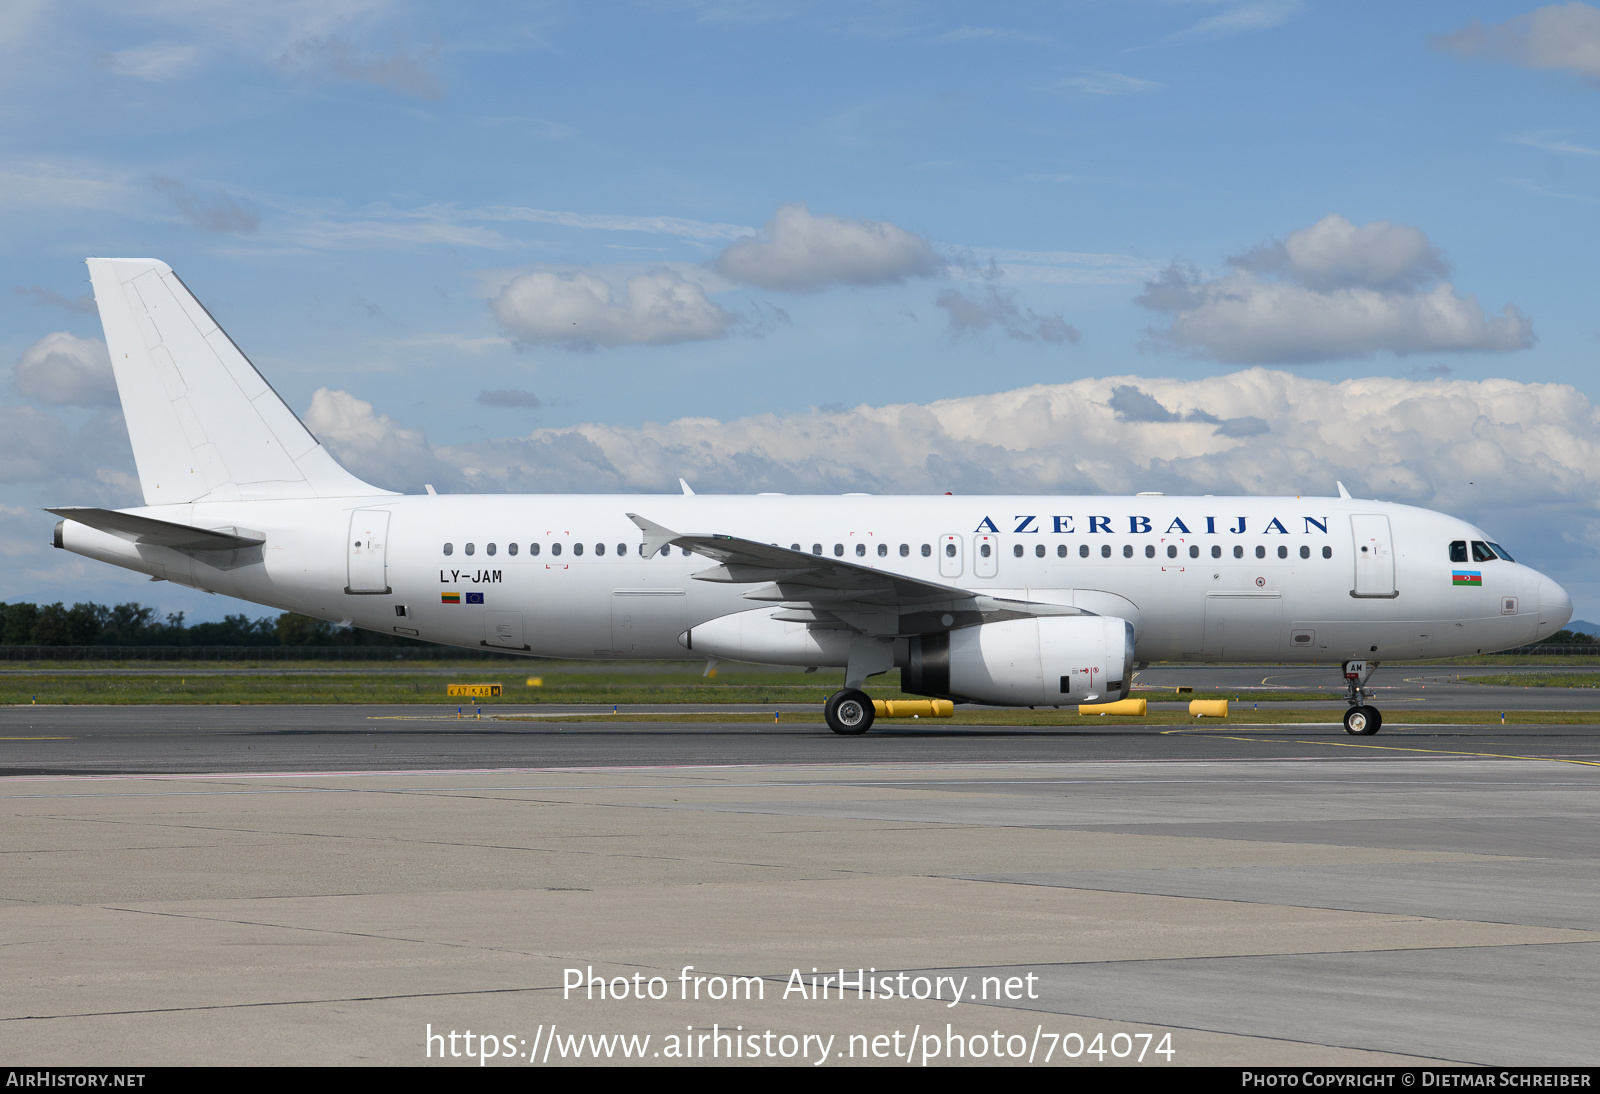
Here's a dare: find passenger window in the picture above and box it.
[1299,545,1309,559]
[681,547,691,556]
[487,543,497,556]
[1450,540,1468,563]
[1233,545,1243,559]
[833,544,844,557]
[551,542,561,556]
[1277,545,1287,559]
[1472,541,1496,563]
[855,543,866,557]
[813,544,823,555]
[921,544,931,557]
[529,543,540,556]
[660,546,671,557]
[617,544,627,556]
[1189,545,1198,559]
[900,544,910,557]
[573,543,584,556]
[1211,545,1221,559]
[595,543,605,556]
[1322,546,1332,559]
[465,543,475,556]
[945,543,956,557]
[1035,544,1045,558]
[508,543,518,556]
[878,544,888,557]
[1081,544,1090,558]
[1145,544,1155,558]
[1101,545,1111,558]
[1168,545,1177,559]
[443,543,453,556]
[1255,545,1265,559]
[791,543,800,551]
[1489,542,1514,562]
[980,543,991,558]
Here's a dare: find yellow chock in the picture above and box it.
[872,699,955,718]
[1079,698,1147,716]
[1189,699,1229,718]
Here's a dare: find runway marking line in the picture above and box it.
[1194,733,1600,768]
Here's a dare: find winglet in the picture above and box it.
[679,478,695,496]
[1336,481,1352,499]
[627,513,680,557]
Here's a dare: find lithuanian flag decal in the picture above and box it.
[441,592,461,604]
[1452,571,1482,587]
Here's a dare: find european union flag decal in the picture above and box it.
[466,592,485,604]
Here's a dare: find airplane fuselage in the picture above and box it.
[58,492,1565,665]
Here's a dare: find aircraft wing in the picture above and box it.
[628,512,1084,636]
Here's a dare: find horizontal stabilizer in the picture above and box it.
[48,507,265,551]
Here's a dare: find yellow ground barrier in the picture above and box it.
[1189,699,1229,717]
[1078,698,1147,716]
[872,699,955,718]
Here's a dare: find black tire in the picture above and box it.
[1344,706,1380,736]
[825,689,874,735]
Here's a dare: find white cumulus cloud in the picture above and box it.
[714,203,944,292]
[13,332,117,407]
[1436,3,1600,82]
[385,371,1600,534]
[1138,214,1534,364]
[304,387,454,491]
[490,269,733,348]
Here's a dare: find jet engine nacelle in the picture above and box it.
[902,616,1135,706]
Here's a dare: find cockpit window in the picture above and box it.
[1488,542,1514,562]
[1449,540,1467,563]
[1471,541,1497,563]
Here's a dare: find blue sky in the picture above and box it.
[4,1,1600,624]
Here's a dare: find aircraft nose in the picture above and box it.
[1539,576,1574,631]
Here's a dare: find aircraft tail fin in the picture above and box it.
[86,258,393,505]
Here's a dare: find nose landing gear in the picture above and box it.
[1342,660,1382,735]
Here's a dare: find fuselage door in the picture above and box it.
[1350,514,1396,598]
[346,510,391,594]
[939,534,963,578]
[484,610,527,650]
[973,533,999,578]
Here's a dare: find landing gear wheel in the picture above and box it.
[825,689,874,736]
[1344,705,1382,736]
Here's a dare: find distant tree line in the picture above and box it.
[0,601,424,647]
[1534,629,1597,646]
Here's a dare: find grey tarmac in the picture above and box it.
[2,703,1599,1066]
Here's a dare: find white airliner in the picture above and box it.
[51,259,1574,735]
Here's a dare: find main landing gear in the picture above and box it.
[824,689,874,735]
[1342,659,1382,736]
